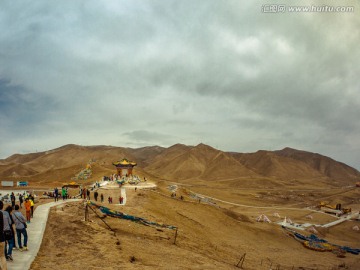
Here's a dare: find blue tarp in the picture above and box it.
[89,201,177,230]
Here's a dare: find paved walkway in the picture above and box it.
[8,199,81,270]
[120,187,126,205]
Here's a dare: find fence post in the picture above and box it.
[173,228,178,244]
[85,204,89,221]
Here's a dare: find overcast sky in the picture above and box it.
[1,0,359,170]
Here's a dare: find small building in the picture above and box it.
[17,181,28,187]
[113,158,137,177]
[1,181,14,187]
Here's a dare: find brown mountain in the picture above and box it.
[274,147,360,182]
[0,144,359,187]
[231,150,324,180]
[144,143,258,181]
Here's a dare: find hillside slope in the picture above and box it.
[144,143,259,181]
[274,147,360,182]
[231,150,324,180]
[0,144,359,187]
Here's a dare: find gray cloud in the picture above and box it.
[0,0,359,170]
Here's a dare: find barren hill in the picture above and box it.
[231,150,324,180]
[129,145,166,167]
[144,143,259,181]
[274,147,360,182]
[0,163,39,178]
[0,144,359,187]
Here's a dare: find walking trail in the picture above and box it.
[8,199,81,270]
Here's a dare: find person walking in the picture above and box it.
[10,193,15,209]
[19,194,23,208]
[94,191,98,201]
[29,196,35,218]
[5,206,17,250]
[0,202,8,269]
[100,193,104,203]
[24,198,31,223]
[61,188,66,201]
[12,205,28,251]
[1,203,14,262]
[54,187,59,202]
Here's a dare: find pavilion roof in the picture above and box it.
[112,158,137,166]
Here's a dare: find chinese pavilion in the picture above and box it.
[112,158,137,177]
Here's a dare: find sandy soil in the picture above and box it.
[2,144,360,269]
[27,181,360,270]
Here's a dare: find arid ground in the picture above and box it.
[1,144,360,269]
[25,180,360,270]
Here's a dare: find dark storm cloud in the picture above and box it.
[0,79,57,132]
[0,0,359,169]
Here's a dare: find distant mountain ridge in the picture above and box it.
[0,143,359,186]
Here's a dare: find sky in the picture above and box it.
[0,0,360,170]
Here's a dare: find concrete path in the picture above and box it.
[322,211,360,228]
[8,199,81,270]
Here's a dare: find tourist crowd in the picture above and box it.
[0,192,33,269]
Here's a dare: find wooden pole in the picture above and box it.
[236,253,246,268]
[85,204,89,221]
[88,204,115,234]
[173,228,178,244]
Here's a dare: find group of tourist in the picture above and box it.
[65,179,128,206]
[0,192,33,267]
[52,187,69,201]
[80,188,106,203]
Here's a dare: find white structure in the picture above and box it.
[1,181,14,187]
[256,214,271,223]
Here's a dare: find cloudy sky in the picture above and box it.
[0,0,359,169]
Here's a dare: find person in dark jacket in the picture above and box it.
[1,202,14,262]
[0,201,8,268]
[5,206,17,250]
[12,205,28,251]
[10,193,15,208]
[19,194,24,208]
